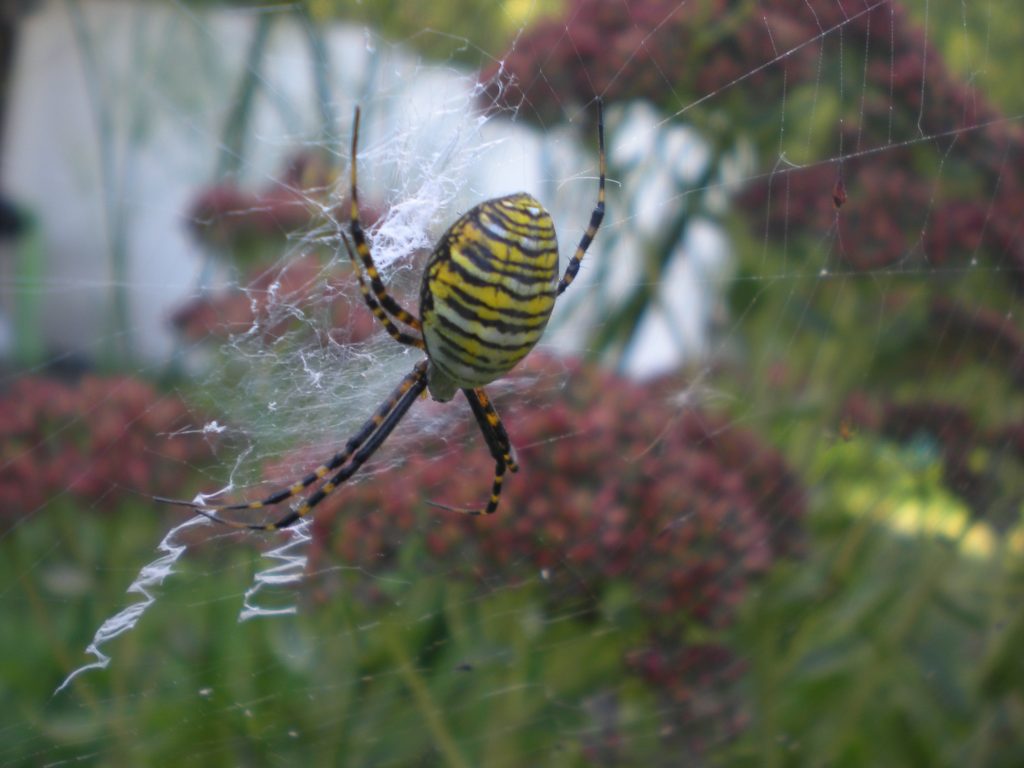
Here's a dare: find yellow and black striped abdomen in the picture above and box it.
[420,193,559,401]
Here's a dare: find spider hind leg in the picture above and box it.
[425,387,517,516]
[156,361,429,530]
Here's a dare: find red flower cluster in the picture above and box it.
[483,0,715,122]
[188,150,339,254]
[730,0,1024,284]
[299,354,804,726]
[0,375,210,521]
[170,254,380,347]
[625,642,748,751]
[314,355,803,624]
[486,0,1024,286]
[177,150,396,345]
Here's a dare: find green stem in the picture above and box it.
[12,211,44,366]
[385,630,470,768]
[584,160,717,368]
[66,0,132,362]
[296,5,338,147]
[587,200,691,365]
[218,13,273,178]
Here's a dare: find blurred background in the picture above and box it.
[2,0,1024,765]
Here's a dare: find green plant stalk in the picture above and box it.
[318,608,359,768]
[15,537,97,714]
[751,611,783,768]
[832,534,957,756]
[968,538,1023,767]
[482,606,530,766]
[297,5,339,148]
[385,629,470,768]
[66,0,133,362]
[218,13,273,179]
[12,210,44,366]
[585,162,715,368]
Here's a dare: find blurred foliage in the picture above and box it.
[728,437,1024,767]
[5,438,1022,765]
[176,0,565,65]
[479,0,1024,762]
[2,356,805,764]
[494,0,1024,515]
[0,375,209,523]
[2,505,673,766]
[6,0,1024,765]
[910,0,1024,117]
[307,353,806,755]
[308,0,564,63]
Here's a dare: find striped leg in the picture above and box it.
[157,361,429,529]
[427,458,508,518]
[556,99,606,296]
[342,236,424,349]
[427,388,515,517]
[464,388,518,473]
[349,106,422,331]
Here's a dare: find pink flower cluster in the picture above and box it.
[177,150,395,345]
[298,354,804,726]
[486,0,1024,286]
[0,375,209,521]
[625,642,748,751]
[315,356,803,619]
[170,253,380,346]
[188,150,339,252]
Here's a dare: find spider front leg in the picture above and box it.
[348,106,422,332]
[556,98,606,296]
[342,236,424,349]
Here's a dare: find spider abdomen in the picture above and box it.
[420,193,559,401]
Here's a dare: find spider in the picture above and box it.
[158,100,605,530]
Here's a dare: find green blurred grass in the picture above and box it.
[5,437,1023,767]
[4,504,657,766]
[728,437,1024,768]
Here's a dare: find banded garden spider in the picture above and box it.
[158,101,605,530]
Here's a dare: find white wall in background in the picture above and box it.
[2,0,724,376]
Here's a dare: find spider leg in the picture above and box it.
[556,98,606,297]
[349,106,422,332]
[342,236,424,349]
[427,387,516,517]
[464,387,518,473]
[156,361,429,530]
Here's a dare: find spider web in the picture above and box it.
[3,0,1024,765]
